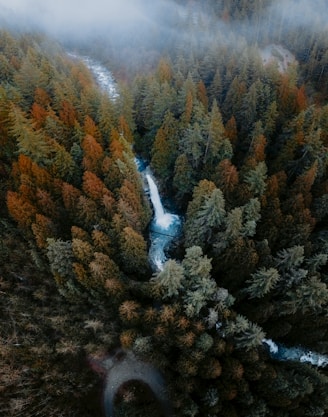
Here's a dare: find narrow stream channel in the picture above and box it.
[78,54,328,369]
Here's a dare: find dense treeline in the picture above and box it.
[0,30,153,416]
[1,0,328,415]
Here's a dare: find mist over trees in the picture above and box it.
[1,0,328,416]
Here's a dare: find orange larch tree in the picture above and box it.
[81,134,104,176]
[7,191,37,229]
[84,115,102,144]
[32,213,56,249]
[82,170,107,202]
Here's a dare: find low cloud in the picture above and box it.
[0,0,164,36]
[0,0,327,52]
[269,0,328,30]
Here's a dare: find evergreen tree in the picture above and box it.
[213,159,239,196]
[181,122,204,169]
[204,99,232,168]
[46,238,75,282]
[244,161,268,196]
[225,207,243,240]
[184,180,217,246]
[14,49,49,108]
[89,252,120,287]
[152,259,185,299]
[225,315,265,351]
[81,134,104,175]
[193,188,226,245]
[7,191,37,229]
[151,111,179,182]
[173,153,195,203]
[282,277,328,315]
[182,246,217,317]
[9,105,51,164]
[119,226,148,274]
[246,267,280,299]
[274,245,304,271]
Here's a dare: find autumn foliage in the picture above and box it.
[2,6,328,416]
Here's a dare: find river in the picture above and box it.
[76,54,328,369]
[135,160,182,271]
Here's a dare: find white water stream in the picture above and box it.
[263,338,328,367]
[78,54,328,368]
[138,165,181,271]
[146,174,169,228]
[67,52,118,98]
[260,44,297,73]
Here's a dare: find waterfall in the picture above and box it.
[146,173,179,230]
[134,158,181,270]
[144,170,181,271]
[146,174,165,224]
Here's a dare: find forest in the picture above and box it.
[1,0,328,415]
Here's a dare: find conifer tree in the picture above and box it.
[208,69,223,104]
[119,226,148,274]
[244,161,267,196]
[89,252,120,286]
[193,188,226,245]
[72,238,94,265]
[117,179,148,232]
[282,277,328,315]
[7,191,37,228]
[274,245,304,271]
[46,238,74,281]
[243,122,267,170]
[173,153,195,203]
[184,180,217,246]
[225,207,243,240]
[10,105,51,164]
[82,170,107,202]
[197,79,208,111]
[182,246,217,317]
[152,259,185,299]
[263,101,278,138]
[59,99,77,128]
[246,267,280,299]
[151,82,176,131]
[97,94,115,143]
[50,141,76,180]
[61,182,82,216]
[76,195,99,227]
[181,122,204,169]
[92,229,112,257]
[204,99,232,168]
[156,57,173,83]
[30,101,48,129]
[213,159,239,196]
[151,111,179,182]
[242,198,261,237]
[35,188,58,219]
[32,213,56,249]
[14,50,48,108]
[81,134,104,175]
[84,115,102,143]
[225,315,265,351]
[224,116,238,148]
